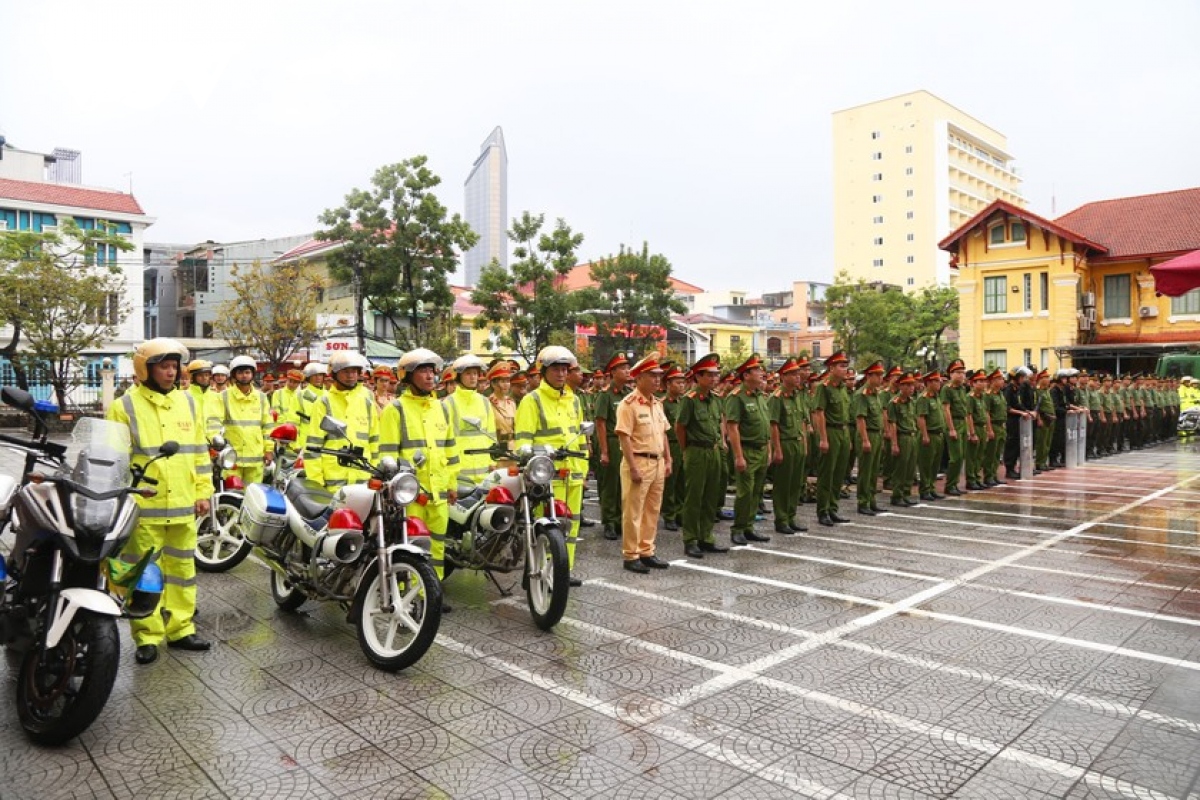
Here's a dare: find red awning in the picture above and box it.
[1150,250,1200,297]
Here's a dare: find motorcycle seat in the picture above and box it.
[455,485,485,509]
[286,478,334,520]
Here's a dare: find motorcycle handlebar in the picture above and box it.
[0,432,66,460]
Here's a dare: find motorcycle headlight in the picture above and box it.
[219,446,238,471]
[524,455,555,486]
[388,472,420,506]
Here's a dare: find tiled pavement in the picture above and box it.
[3,436,1200,798]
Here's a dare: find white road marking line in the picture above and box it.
[736,545,1200,628]
[796,531,1200,594]
[587,578,1200,736]
[851,516,1200,554]
[910,503,1200,537]
[437,634,856,800]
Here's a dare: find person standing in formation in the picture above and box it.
[676,354,730,559]
[615,356,672,574]
[725,355,773,545]
[812,351,853,527]
[594,354,631,541]
[768,357,810,532]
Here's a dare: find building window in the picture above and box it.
[906,211,914,219]
[906,233,914,241]
[873,237,884,246]
[812,341,821,358]
[1023,348,1032,367]
[905,145,913,154]
[984,350,1007,371]
[872,152,883,160]
[906,277,915,286]
[873,216,884,224]
[905,167,913,176]
[872,259,884,268]
[1040,349,1049,369]
[1023,273,1032,313]
[1011,222,1026,242]
[1171,289,1200,315]
[872,173,883,181]
[457,329,472,352]
[989,225,1006,245]
[984,276,1007,314]
[729,335,742,349]
[202,321,215,338]
[1103,274,1131,318]
[906,256,915,264]
[872,194,882,203]
[871,131,881,140]
[906,189,914,197]
[1039,272,1049,311]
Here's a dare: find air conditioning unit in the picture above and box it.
[1078,312,1092,331]
[1139,306,1159,318]
[1081,292,1096,308]
[1085,307,1096,323]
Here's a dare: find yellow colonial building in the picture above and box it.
[939,188,1200,374]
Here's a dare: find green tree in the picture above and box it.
[575,243,686,366]
[471,212,584,363]
[315,157,478,352]
[212,259,325,372]
[0,219,132,407]
[825,273,960,368]
[909,284,960,369]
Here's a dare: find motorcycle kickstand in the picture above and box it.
[484,570,515,598]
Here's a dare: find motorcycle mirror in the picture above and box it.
[378,456,399,478]
[579,421,595,437]
[411,449,426,468]
[0,386,34,411]
[159,441,181,457]
[320,415,349,440]
[210,434,227,449]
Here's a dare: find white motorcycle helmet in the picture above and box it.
[303,362,327,380]
[328,351,368,376]
[535,345,577,373]
[451,354,486,382]
[229,355,257,373]
[397,348,444,383]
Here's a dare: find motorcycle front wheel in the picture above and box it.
[195,494,252,572]
[354,552,442,672]
[16,611,119,746]
[526,525,569,630]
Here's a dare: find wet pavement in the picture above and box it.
[3,437,1200,799]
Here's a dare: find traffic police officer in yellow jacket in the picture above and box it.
[515,346,588,586]
[215,355,274,485]
[271,368,305,426]
[297,361,327,424]
[107,338,213,665]
[443,354,495,486]
[303,352,379,490]
[378,348,459,585]
[185,359,223,439]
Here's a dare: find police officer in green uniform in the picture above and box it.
[888,372,920,505]
[915,370,946,501]
[964,370,992,489]
[660,363,687,531]
[940,359,970,495]
[725,356,773,544]
[854,362,886,515]
[594,353,631,540]
[812,351,852,527]
[983,369,1008,485]
[676,354,730,558]
[1034,370,1055,471]
[769,357,809,533]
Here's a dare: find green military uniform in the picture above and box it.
[854,384,885,512]
[1035,385,1055,469]
[814,374,853,519]
[965,386,989,486]
[726,385,772,538]
[889,389,919,504]
[984,387,1008,482]
[678,386,726,548]
[940,376,970,491]
[594,381,631,534]
[769,378,808,529]
[661,391,686,526]
[915,385,945,499]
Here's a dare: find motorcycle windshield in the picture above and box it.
[65,417,132,533]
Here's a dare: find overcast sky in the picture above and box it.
[3,1,1198,293]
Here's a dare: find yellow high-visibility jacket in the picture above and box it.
[303,385,378,489]
[443,387,495,486]
[379,391,459,501]
[216,386,273,467]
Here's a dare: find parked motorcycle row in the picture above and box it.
[0,392,581,744]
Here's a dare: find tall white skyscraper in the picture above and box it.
[463,126,508,287]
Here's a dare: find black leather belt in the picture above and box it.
[633,452,661,459]
[740,441,766,449]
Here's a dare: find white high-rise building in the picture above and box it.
[462,126,508,287]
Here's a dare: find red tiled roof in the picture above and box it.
[275,237,340,261]
[450,285,484,316]
[1055,187,1200,260]
[0,177,145,215]
[557,262,705,293]
[938,199,1106,257]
